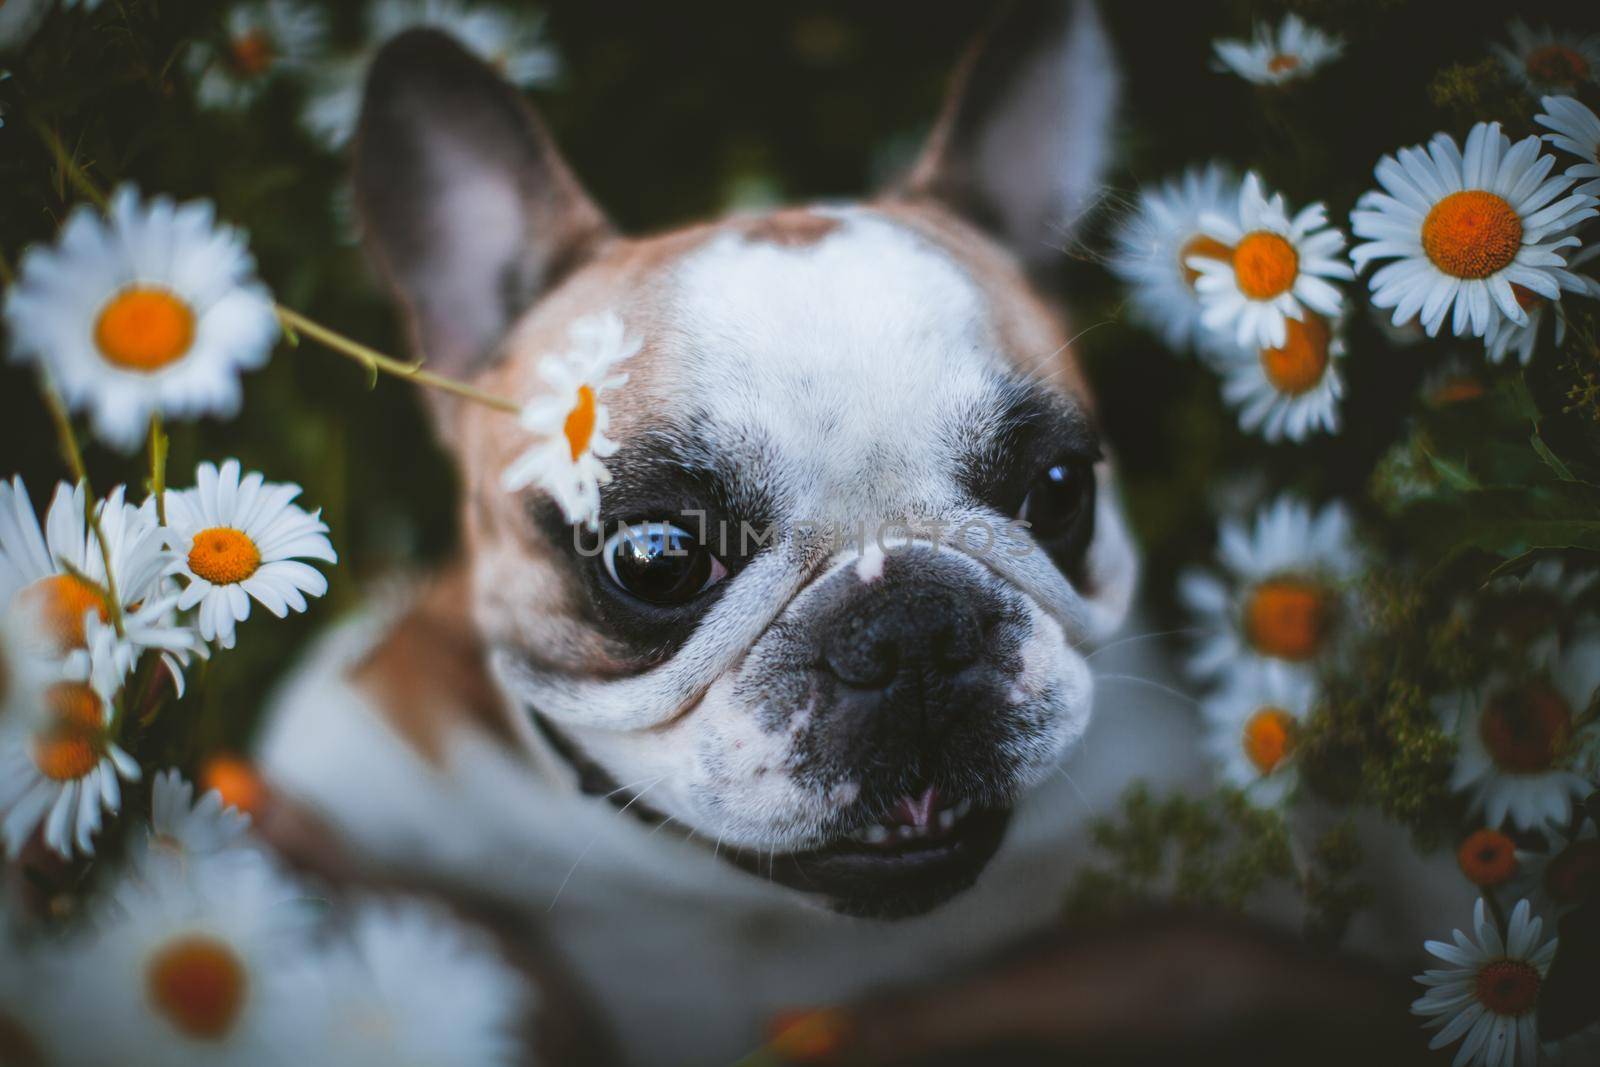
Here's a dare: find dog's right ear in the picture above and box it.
[354,29,611,383]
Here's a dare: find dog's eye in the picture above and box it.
[602,522,727,606]
[1017,460,1096,561]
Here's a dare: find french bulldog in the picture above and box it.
[258,3,1467,1063]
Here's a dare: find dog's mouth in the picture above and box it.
[725,785,1013,919]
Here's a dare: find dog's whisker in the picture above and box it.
[1052,765,1098,819]
[548,775,669,912]
[1084,626,1207,662]
[1093,672,1201,709]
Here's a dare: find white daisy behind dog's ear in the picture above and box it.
[3,186,279,452]
[188,0,328,111]
[502,312,638,531]
[1109,162,1240,357]
[163,460,337,651]
[1188,172,1353,350]
[1216,311,1346,443]
[1349,121,1598,340]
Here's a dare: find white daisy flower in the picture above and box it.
[1439,633,1600,833]
[130,769,257,881]
[1216,311,1345,442]
[0,633,138,859]
[1477,557,1598,659]
[163,460,337,651]
[1412,898,1557,1067]
[189,0,327,111]
[0,600,57,727]
[295,898,530,1066]
[1202,670,1318,807]
[1482,240,1600,365]
[1180,494,1360,690]
[1188,172,1353,349]
[1109,162,1240,356]
[0,478,198,678]
[502,312,638,530]
[4,186,279,451]
[58,853,312,1067]
[303,0,560,148]
[1493,20,1600,96]
[1349,122,1599,340]
[1510,821,1599,922]
[1536,95,1600,197]
[1211,13,1343,86]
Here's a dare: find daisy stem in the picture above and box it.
[31,116,109,212]
[40,380,126,637]
[274,305,522,414]
[148,414,169,527]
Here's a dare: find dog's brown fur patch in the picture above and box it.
[739,209,842,248]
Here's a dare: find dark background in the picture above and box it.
[1,0,1596,763]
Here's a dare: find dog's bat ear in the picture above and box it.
[899,0,1118,267]
[354,29,611,380]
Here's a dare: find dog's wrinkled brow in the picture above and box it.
[597,424,780,532]
[953,382,1101,510]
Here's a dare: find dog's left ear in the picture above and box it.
[901,0,1118,267]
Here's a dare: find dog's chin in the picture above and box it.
[723,799,1014,920]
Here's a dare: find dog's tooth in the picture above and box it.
[937,809,955,831]
[896,825,916,841]
[863,825,891,845]
[953,799,973,819]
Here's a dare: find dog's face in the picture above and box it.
[356,3,1133,918]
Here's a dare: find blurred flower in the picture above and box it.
[1511,821,1599,920]
[0,479,197,676]
[1211,14,1343,86]
[0,600,56,728]
[1108,162,1239,357]
[1535,95,1600,197]
[1215,311,1344,442]
[1458,829,1519,889]
[1180,495,1359,689]
[1492,20,1600,96]
[188,0,328,111]
[1477,558,1598,659]
[1188,172,1352,349]
[303,0,560,148]
[1349,122,1598,339]
[1438,632,1600,833]
[0,636,138,859]
[0,0,48,51]
[294,898,529,1065]
[1481,243,1600,365]
[163,460,337,651]
[4,186,279,451]
[201,754,268,819]
[131,769,256,881]
[0,922,73,1067]
[502,312,637,530]
[1201,669,1317,807]
[60,853,312,1066]
[1411,898,1556,1067]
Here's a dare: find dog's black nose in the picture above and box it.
[822,584,983,690]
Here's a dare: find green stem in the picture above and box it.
[40,381,125,637]
[274,305,521,415]
[31,116,109,211]
[148,413,168,526]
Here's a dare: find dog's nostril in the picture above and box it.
[825,637,899,688]
[820,595,983,689]
[931,620,980,672]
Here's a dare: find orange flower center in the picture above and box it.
[94,286,196,372]
[1526,44,1590,85]
[202,755,266,817]
[563,385,598,461]
[146,935,249,1040]
[1457,828,1518,887]
[1474,958,1541,1016]
[1421,191,1522,280]
[1242,577,1330,660]
[1267,53,1301,74]
[1544,840,1600,905]
[1480,681,1572,774]
[1260,313,1331,395]
[1427,375,1486,407]
[188,527,262,586]
[1242,707,1295,774]
[17,574,111,653]
[1232,231,1299,300]
[1179,234,1232,288]
[228,30,274,77]
[31,682,105,782]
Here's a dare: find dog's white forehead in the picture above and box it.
[658,208,1013,517]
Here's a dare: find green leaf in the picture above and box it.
[1401,483,1600,558]
[1532,425,1581,483]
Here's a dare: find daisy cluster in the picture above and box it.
[0,771,532,1065]
[1111,15,1600,1067]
